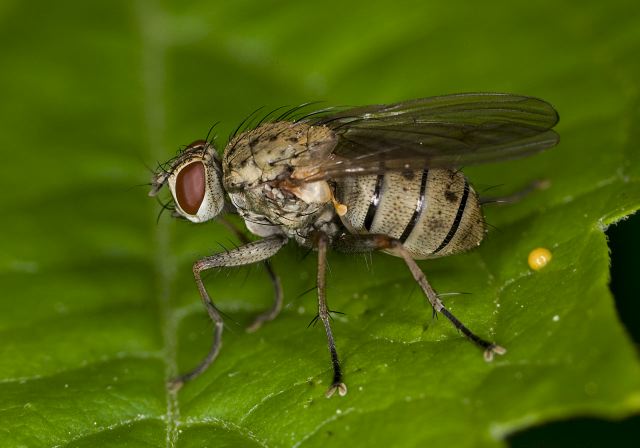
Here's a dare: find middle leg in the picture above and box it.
[315,232,348,398]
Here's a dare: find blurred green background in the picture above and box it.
[1,0,639,447]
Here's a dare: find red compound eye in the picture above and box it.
[175,161,205,215]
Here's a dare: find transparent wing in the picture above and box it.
[300,93,559,181]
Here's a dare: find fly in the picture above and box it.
[149,93,560,397]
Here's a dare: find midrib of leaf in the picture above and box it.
[136,0,180,446]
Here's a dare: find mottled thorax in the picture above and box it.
[222,121,340,239]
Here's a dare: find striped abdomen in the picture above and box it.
[334,169,485,259]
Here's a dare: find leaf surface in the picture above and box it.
[1,1,639,447]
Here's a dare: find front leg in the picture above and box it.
[218,216,284,332]
[171,234,288,390]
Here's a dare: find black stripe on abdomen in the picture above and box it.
[363,174,385,231]
[400,169,428,243]
[433,180,469,254]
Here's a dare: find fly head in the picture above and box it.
[149,140,225,223]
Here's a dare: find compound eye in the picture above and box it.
[175,161,205,215]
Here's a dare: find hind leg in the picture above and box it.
[334,233,505,360]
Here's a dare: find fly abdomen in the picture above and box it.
[335,169,485,259]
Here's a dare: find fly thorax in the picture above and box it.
[222,121,336,191]
[292,207,342,247]
[228,179,333,236]
[222,120,339,236]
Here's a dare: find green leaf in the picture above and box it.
[1,0,639,447]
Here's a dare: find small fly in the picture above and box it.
[150,93,560,397]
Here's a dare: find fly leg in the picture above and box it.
[334,234,506,361]
[394,242,506,361]
[479,179,550,205]
[315,232,348,398]
[246,259,283,332]
[171,234,288,390]
[218,217,283,332]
